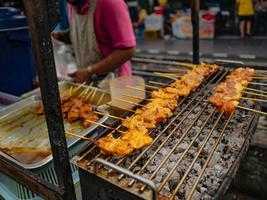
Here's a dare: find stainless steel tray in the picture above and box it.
[0,92,20,110]
[0,85,110,169]
[21,81,111,105]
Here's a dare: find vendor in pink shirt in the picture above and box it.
[53,0,136,83]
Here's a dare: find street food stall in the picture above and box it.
[0,1,267,200]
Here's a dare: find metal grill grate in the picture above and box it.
[73,67,261,200]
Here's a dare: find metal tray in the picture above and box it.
[0,92,20,110]
[21,81,111,105]
[0,87,110,169]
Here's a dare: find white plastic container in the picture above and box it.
[110,76,146,109]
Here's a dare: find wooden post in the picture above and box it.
[22,0,76,199]
[0,155,64,200]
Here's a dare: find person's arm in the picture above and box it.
[92,47,135,75]
[68,47,135,83]
[69,0,136,83]
[133,10,146,27]
[236,0,240,14]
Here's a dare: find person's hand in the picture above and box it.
[51,31,59,39]
[68,69,89,83]
[32,76,39,87]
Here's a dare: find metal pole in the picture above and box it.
[0,155,64,200]
[191,0,200,64]
[22,1,76,199]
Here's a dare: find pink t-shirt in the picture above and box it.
[68,0,136,76]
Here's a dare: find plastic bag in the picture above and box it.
[97,72,115,92]
[52,37,77,81]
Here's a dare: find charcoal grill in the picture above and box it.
[72,67,260,200]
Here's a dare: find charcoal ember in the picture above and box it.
[159,168,167,177]
[188,113,195,120]
[193,140,199,147]
[197,120,203,127]
[208,152,220,168]
[213,164,224,177]
[151,157,162,166]
[142,173,149,179]
[198,186,207,194]
[204,138,215,151]
[168,172,180,191]
[133,166,141,173]
[193,126,201,134]
[194,106,201,113]
[146,165,156,173]
[201,194,212,200]
[170,153,181,162]
[161,184,171,197]
[159,148,168,156]
[154,174,162,183]
[167,162,176,171]
[176,191,185,200]
[177,142,188,152]
[201,175,211,188]
[222,152,231,160]
[199,150,208,159]
[188,149,196,158]
[187,190,201,200]
[193,163,202,174]
[176,164,187,175]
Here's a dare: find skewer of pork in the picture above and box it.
[96,63,220,156]
[209,67,267,116]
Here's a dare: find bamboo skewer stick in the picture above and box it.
[68,86,73,96]
[65,131,99,145]
[83,83,94,101]
[245,87,267,94]
[252,76,267,80]
[93,111,124,121]
[61,82,85,97]
[167,67,189,72]
[126,86,151,93]
[249,82,267,86]
[78,86,90,99]
[172,61,195,69]
[255,69,267,73]
[243,91,267,98]
[186,113,233,200]
[253,74,267,77]
[155,72,182,77]
[122,94,151,101]
[149,80,168,86]
[237,105,267,115]
[154,72,179,80]
[69,82,86,96]
[113,98,146,108]
[79,125,123,162]
[87,87,97,102]
[141,84,161,90]
[107,103,135,113]
[240,97,267,103]
[85,119,126,134]
[96,93,105,105]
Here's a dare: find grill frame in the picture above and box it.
[73,66,261,200]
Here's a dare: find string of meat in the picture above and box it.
[208,67,255,116]
[98,63,219,156]
[35,94,99,128]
